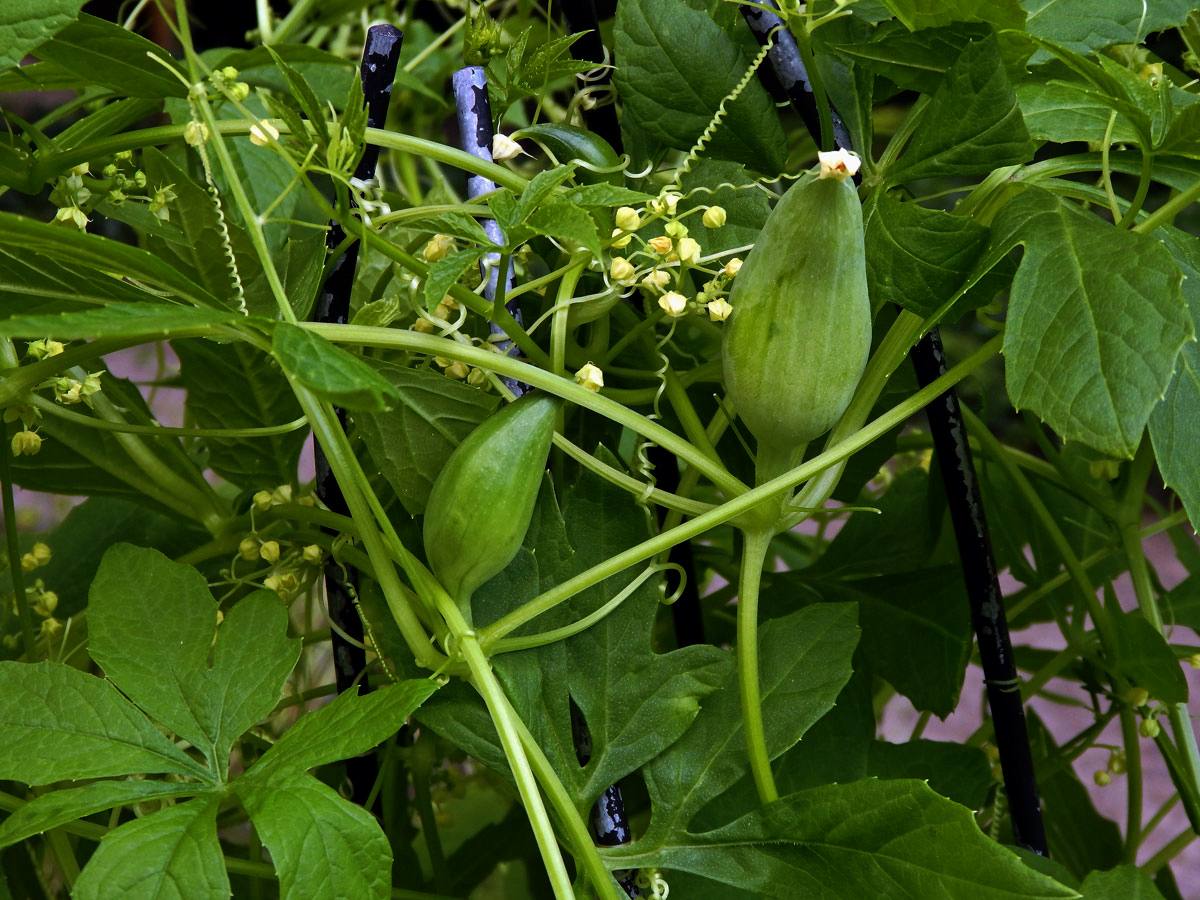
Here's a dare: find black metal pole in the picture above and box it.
[312,23,403,810]
[739,0,1049,856]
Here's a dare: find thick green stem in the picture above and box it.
[1121,708,1145,863]
[437,600,576,900]
[507,716,627,900]
[738,527,778,804]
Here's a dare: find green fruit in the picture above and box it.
[423,392,559,607]
[722,164,871,455]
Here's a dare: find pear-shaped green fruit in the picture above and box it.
[423,392,559,608]
[722,168,871,453]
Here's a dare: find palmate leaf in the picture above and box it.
[613,779,1078,900]
[356,361,500,516]
[613,0,787,173]
[0,543,435,899]
[88,544,302,779]
[988,188,1191,457]
[887,32,1034,184]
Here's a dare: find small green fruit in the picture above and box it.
[423,392,559,609]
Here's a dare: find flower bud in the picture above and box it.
[724,257,743,277]
[302,544,323,564]
[1093,770,1111,786]
[30,543,51,566]
[641,270,670,290]
[1139,717,1160,739]
[658,291,688,317]
[229,82,250,102]
[259,540,281,564]
[664,220,688,239]
[184,120,209,146]
[707,297,733,322]
[423,234,455,262]
[1124,686,1150,708]
[648,236,673,255]
[252,490,273,511]
[610,257,636,284]
[610,228,632,249]
[677,237,701,266]
[1107,750,1127,775]
[575,362,604,392]
[11,429,42,457]
[614,207,641,231]
[491,133,526,160]
[36,591,58,616]
[249,120,279,147]
[1190,653,1200,670]
[467,367,488,388]
[702,206,727,228]
[444,360,470,380]
[238,537,259,561]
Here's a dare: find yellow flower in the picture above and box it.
[575,362,604,392]
[658,291,688,317]
[707,297,733,322]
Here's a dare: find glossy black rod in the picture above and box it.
[909,330,1049,856]
[738,0,851,150]
[313,23,403,810]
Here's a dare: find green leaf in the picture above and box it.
[806,567,972,717]
[642,603,859,840]
[0,781,200,849]
[826,22,991,95]
[675,159,771,257]
[559,184,655,207]
[0,244,165,317]
[0,213,222,309]
[266,46,329,145]
[141,148,243,307]
[0,303,238,339]
[625,779,1077,900]
[526,201,602,259]
[0,0,82,69]
[237,770,391,900]
[88,544,301,777]
[515,165,578,221]
[0,661,207,785]
[72,797,228,900]
[1149,226,1200,531]
[172,337,307,489]
[272,322,399,412]
[1107,607,1189,704]
[868,739,993,809]
[1016,77,1141,145]
[422,247,487,311]
[880,0,1025,31]
[1024,0,1197,57]
[991,188,1191,457]
[216,45,355,109]
[254,681,438,776]
[887,33,1034,184]
[1080,865,1167,900]
[863,189,990,319]
[32,13,187,99]
[614,0,787,173]
[356,361,500,516]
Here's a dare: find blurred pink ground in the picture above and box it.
[12,345,1200,893]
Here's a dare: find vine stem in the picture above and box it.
[1120,708,1144,862]
[480,334,1004,647]
[1118,437,1200,836]
[738,527,779,803]
[434,597,577,900]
